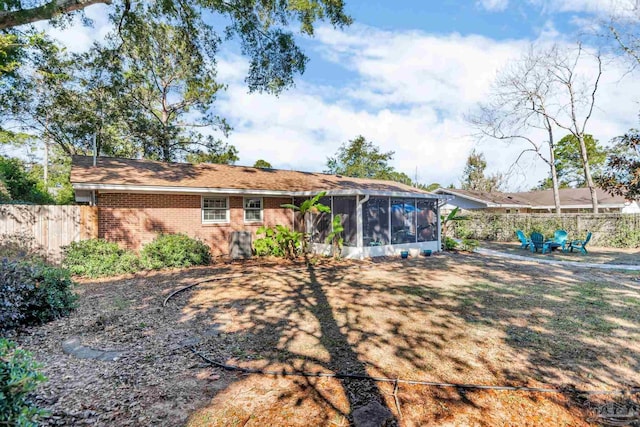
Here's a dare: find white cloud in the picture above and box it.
[20,9,640,190]
[34,4,113,53]
[476,0,510,12]
[214,23,640,190]
[528,0,639,18]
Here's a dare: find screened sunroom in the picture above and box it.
[293,191,448,259]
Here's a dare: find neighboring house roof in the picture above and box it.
[436,187,631,209]
[435,188,530,207]
[71,156,443,198]
[516,187,628,209]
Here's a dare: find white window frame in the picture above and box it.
[202,196,229,224]
[244,197,263,223]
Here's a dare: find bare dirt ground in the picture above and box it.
[10,253,640,426]
[482,241,640,265]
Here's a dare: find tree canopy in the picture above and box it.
[325,135,436,189]
[0,155,53,203]
[1,0,351,94]
[598,127,640,200]
[326,135,396,179]
[536,134,608,189]
[253,159,273,169]
[460,149,503,193]
[1,0,352,165]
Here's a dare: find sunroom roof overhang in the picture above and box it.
[292,189,447,199]
[72,183,447,199]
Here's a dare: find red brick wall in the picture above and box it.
[97,193,294,256]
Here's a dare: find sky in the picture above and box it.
[26,0,640,190]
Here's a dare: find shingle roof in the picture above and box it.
[71,156,430,195]
[437,187,629,208]
[516,187,628,207]
[438,189,530,206]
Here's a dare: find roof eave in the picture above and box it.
[72,183,445,199]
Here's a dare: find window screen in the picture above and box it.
[416,199,438,242]
[332,197,357,247]
[363,197,389,246]
[391,199,416,244]
[311,197,331,243]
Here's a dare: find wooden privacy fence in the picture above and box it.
[454,212,640,248]
[0,204,98,262]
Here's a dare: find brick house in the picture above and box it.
[71,156,447,258]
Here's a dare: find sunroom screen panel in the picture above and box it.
[311,197,331,243]
[363,197,390,246]
[332,196,357,247]
[417,199,438,242]
[391,199,416,244]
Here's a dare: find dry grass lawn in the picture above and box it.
[12,253,640,426]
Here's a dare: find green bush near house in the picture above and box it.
[254,225,303,259]
[62,239,140,278]
[0,338,48,426]
[0,259,77,330]
[460,238,479,252]
[443,237,459,251]
[141,233,211,269]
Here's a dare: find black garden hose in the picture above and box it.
[165,268,640,397]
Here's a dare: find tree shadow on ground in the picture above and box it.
[178,253,640,425]
[20,253,640,426]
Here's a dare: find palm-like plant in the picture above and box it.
[325,214,344,258]
[281,191,331,252]
[440,207,468,249]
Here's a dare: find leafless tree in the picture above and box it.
[469,43,604,213]
[608,0,640,70]
[467,46,563,213]
[541,44,603,213]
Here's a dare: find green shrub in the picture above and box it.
[610,224,640,248]
[0,233,47,263]
[443,237,458,251]
[62,239,140,278]
[141,234,211,269]
[460,238,479,252]
[0,339,48,426]
[0,260,76,330]
[254,225,303,259]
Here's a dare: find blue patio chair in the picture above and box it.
[529,232,550,254]
[516,230,530,249]
[548,230,568,252]
[567,232,592,254]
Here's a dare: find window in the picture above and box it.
[244,197,263,222]
[202,196,228,223]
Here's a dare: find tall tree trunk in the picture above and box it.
[578,133,599,213]
[43,137,49,187]
[0,0,111,30]
[546,119,561,214]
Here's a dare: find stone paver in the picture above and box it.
[61,337,123,362]
[352,401,394,427]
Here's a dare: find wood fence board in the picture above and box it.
[0,205,98,262]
